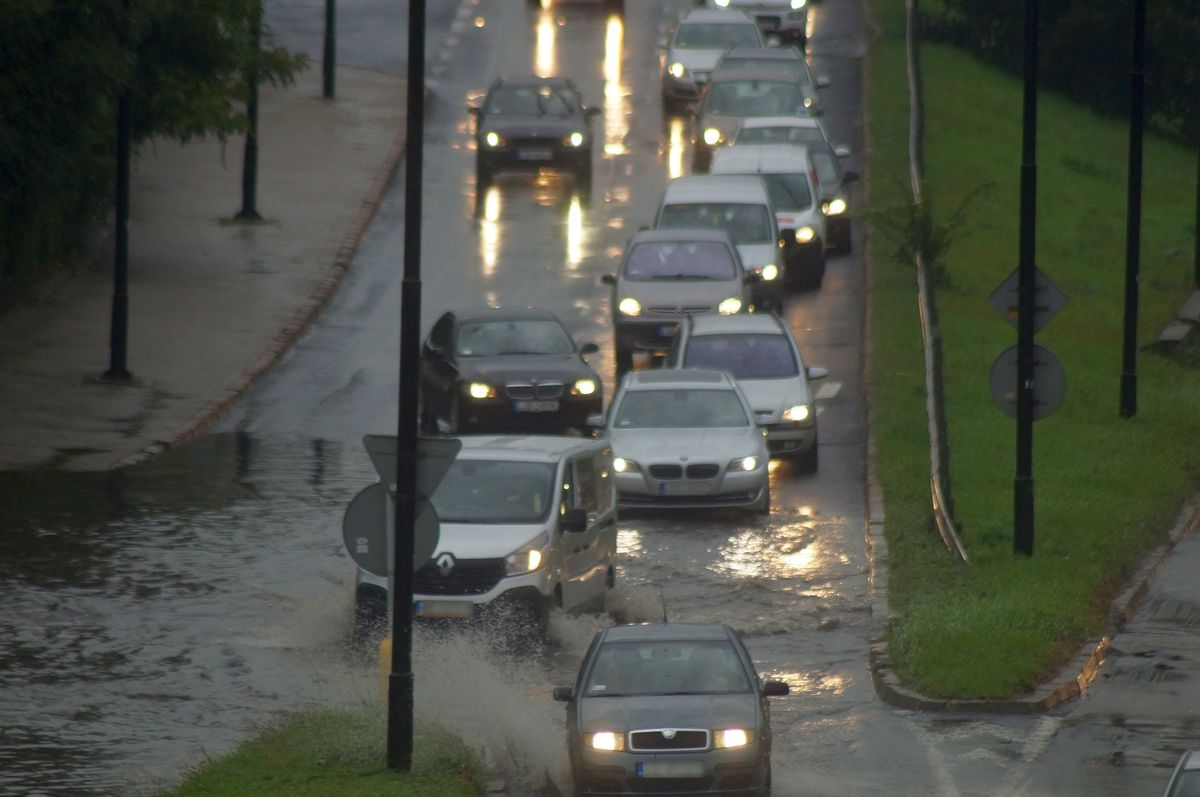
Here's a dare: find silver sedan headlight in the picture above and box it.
[617,297,642,317]
[781,404,811,422]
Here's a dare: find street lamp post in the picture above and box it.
[105,0,134,383]
[1119,0,1146,418]
[236,0,263,222]
[323,0,336,99]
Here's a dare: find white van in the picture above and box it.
[354,435,617,640]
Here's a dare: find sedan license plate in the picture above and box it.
[414,601,473,619]
[637,761,706,779]
[517,148,552,161]
[515,400,559,412]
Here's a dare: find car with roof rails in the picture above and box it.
[657,8,765,111]
[654,174,793,312]
[666,312,827,470]
[711,143,827,289]
[692,69,815,171]
[554,621,789,796]
[591,369,771,514]
[713,46,829,115]
[601,229,757,376]
[703,0,812,46]
[468,75,600,187]
[354,435,617,642]
[1163,750,1200,796]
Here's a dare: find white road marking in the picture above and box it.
[815,381,842,401]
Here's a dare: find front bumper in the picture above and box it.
[575,746,766,795]
[477,141,591,175]
[615,466,767,510]
[761,421,816,456]
[614,318,685,352]
[457,394,602,433]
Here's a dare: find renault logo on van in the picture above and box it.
[435,553,456,576]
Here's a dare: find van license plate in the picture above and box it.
[515,400,559,412]
[414,601,474,619]
[637,761,706,778]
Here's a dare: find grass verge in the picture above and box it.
[865,0,1200,698]
[163,709,484,797]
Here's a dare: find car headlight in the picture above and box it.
[504,534,549,576]
[668,61,686,78]
[714,728,753,748]
[714,0,731,6]
[612,457,640,473]
[727,456,761,472]
[796,226,816,243]
[617,297,642,316]
[483,131,505,148]
[588,731,625,751]
[467,382,497,399]
[760,264,779,281]
[717,297,743,315]
[703,127,723,146]
[782,404,811,422]
[790,0,806,9]
[565,131,585,147]
[824,197,848,216]
[571,378,597,396]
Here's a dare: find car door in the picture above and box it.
[558,452,609,610]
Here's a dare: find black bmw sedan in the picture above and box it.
[468,76,599,187]
[420,306,604,435]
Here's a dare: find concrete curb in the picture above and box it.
[112,80,421,471]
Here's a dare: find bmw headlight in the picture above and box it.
[790,0,807,9]
[571,378,597,396]
[796,226,816,243]
[617,297,642,316]
[717,297,743,315]
[714,728,753,748]
[467,382,497,399]
[668,61,686,78]
[612,457,640,473]
[565,131,586,148]
[505,533,549,576]
[782,404,811,422]
[483,131,505,148]
[703,127,723,146]
[727,456,761,472]
[588,731,626,751]
[760,264,779,281]
[824,197,848,216]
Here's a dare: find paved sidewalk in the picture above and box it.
[0,66,406,472]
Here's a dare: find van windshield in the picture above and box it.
[658,203,773,245]
[433,460,556,523]
[762,174,813,211]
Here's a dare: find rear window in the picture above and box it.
[658,202,773,245]
[623,241,737,281]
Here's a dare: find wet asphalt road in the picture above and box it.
[1,1,1196,795]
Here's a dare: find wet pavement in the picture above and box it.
[1,1,1197,795]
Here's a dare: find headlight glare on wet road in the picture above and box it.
[589,731,625,751]
[484,131,504,148]
[782,404,811,422]
[467,382,496,399]
[714,728,752,748]
[669,61,686,78]
[728,456,760,472]
[617,297,642,316]
[613,457,640,473]
[571,379,597,396]
[703,127,723,146]
[718,297,743,315]
[760,264,779,281]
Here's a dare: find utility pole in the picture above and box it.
[388,0,426,773]
[236,0,263,222]
[105,0,133,383]
[323,0,336,99]
[1120,0,1146,418]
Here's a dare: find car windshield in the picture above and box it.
[703,81,806,117]
[432,459,556,523]
[735,125,826,146]
[613,388,749,428]
[659,203,773,245]
[810,149,841,185]
[719,58,811,85]
[683,334,799,379]
[455,319,575,356]
[623,241,737,281]
[585,640,751,696]
[674,22,762,49]
[1169,771,1200,796]
[762,173,813,211]
[484,85,577,116]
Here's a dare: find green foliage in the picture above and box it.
[867,181,992,286]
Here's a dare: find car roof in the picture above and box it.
[601,622,735,643]
[451,306,560,324]
[720,47,805,62]
[707,68,803,85]
[679,8,756,24]
[1179,750,1200,770]
[686,312,789,337]
[739,115,823,129]
[625,368,732,388]
[627,229,735,247]
[493,75,572,89]
[661,174,769,203]
[713,143,814,174]
[455,434,607,462]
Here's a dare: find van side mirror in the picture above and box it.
[580,342,600,356]
[553,686,574,702]
[585,106,601,121]
[586,413,606,430]
[562,507,589,533]
[762,680,790,697]
[806,366,828,380]
[816,75,832,89]
[835,146,852,159]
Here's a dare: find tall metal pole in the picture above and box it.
[1120,0,1146,418]
[323,0,336,99]
[105,0,133,383]
[1193,111,1199,289]
[1014,0,1039,557]
[236,0,263,222]
[388,0,425,773]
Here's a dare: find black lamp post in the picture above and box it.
[1119,0,1146,418]
[104,0,134,383]
[236,0,263,222]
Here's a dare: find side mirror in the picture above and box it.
[553,686,574,702]
[806,366,828,380]
[762,680,790,697]
[779,228,797,246]
[600,274,617,286]
[586,412,606,429]
[816,75,831,89]
[842,171,860,184]
[585,106,601,121]
[562,507,589,533]
[466,106,481,117]
[834,146,852,159]
[580,342,601,356]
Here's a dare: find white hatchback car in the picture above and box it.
[592,369,771,514]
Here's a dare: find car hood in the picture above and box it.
[735,243,777,271]
[458,354,595,385]
[579,693,758,734]
[609,426,762,461]
[668,49,726,74]
[431,521,548,560]
[616,277,746,309]
[736,377,808,422]
[483,116,582,138]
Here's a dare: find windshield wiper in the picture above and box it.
[649,273,716,281]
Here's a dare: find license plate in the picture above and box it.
[517,148,552,161]
[414,600,474,619]
[515,400,559,412]
[658,325,677,337]
[637,761,706,778]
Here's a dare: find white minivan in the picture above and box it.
[354,435,617,640]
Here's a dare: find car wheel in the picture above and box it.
[615,344,633,379]
[798,435,819,473]
[752,480,771,515]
